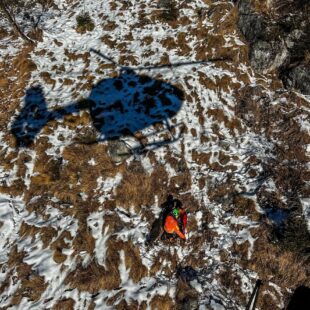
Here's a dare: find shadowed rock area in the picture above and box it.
[237,0,310,94]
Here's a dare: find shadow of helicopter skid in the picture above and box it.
[10,69,184,148]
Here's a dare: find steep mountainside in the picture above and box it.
[0,0,309,309]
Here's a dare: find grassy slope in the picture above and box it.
[0,0,309,309]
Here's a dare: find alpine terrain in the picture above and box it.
[0,0,309,309]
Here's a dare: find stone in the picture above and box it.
[250,40,287,72]
[238,11,266,43]
[108,140,131,163]
[283,64,310,95]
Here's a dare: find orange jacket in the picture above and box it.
[164,213,186,239]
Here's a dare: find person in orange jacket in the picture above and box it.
[163,203,187,240]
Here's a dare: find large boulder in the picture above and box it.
[281,64,310,95]
[250,40,287,72]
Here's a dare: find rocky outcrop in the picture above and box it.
[237,0,310,95]
[280,63,310,96]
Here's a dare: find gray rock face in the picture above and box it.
[181,298,199,310]
[250,40,281,72]
[237,1,288,72]
[238,1,266,43]
[108,140,131,163]
[236,0,310,94]
[283,64,310,95]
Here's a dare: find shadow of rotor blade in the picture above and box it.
[133,57,232,71]
[90,48,118,66]
[132,132,183,154]
[90,48,231,71]
[141,122,183,139]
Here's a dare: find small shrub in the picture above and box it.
[0,27,9,40]
[76,12,95,33]
[158,0,179,22]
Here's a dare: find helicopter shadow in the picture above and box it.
[10,69,184,149]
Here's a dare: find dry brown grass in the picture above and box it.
[114,161,153,208]
[257,288,281,310]
[251,0,308,18]
[65,257,119,293]
[105,290,125,307]
[124,241,147,283]
[209,161,238,173]
[251,0,274,15]
[149,247,179,277]
[64,49,90,65]
[1,4,309,309]
[10,274,47,305]
[101,213,122,234]
[239,225,310,304]
[72,228,95,256]
[178,192,201,215]
[209,3,239,36]
[26,142,125,208]
[51,231,73,264]
[52,298,75,310]
[218,151,230,165]
[40,71,56,87]
[27,27,44,42]
[1,41,35,151]
[102,20,117,31]
[232,84,310,308]
[176,277,198,309]
[114,160,168,210]
[5,246,48,306]
[100,35,117,48]
[207,108,243,136]
[235,86,309,198]
[198,176,206,190]
[30,147,62,186]
[189,1,251,64]
[0,45,37,106]
[65,238,146,292]
[114,299,142,310]
[0,150,31,196]
[0,27,9,40]
[192,151,211,166]
[207,178,236,203]
[161,37,178,51]
[218,268,247,305]
[150,294,174,310]
[176,32,191,56]
[25,198,55,223]
[19,222,57,248]
[232,196,261,221]
[169,173,192,193]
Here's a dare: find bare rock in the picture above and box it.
[236,0,310,94]
[250,40,286,72]
[237,1,266,43]
[281,64,310,95]
[108,140,131,163]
